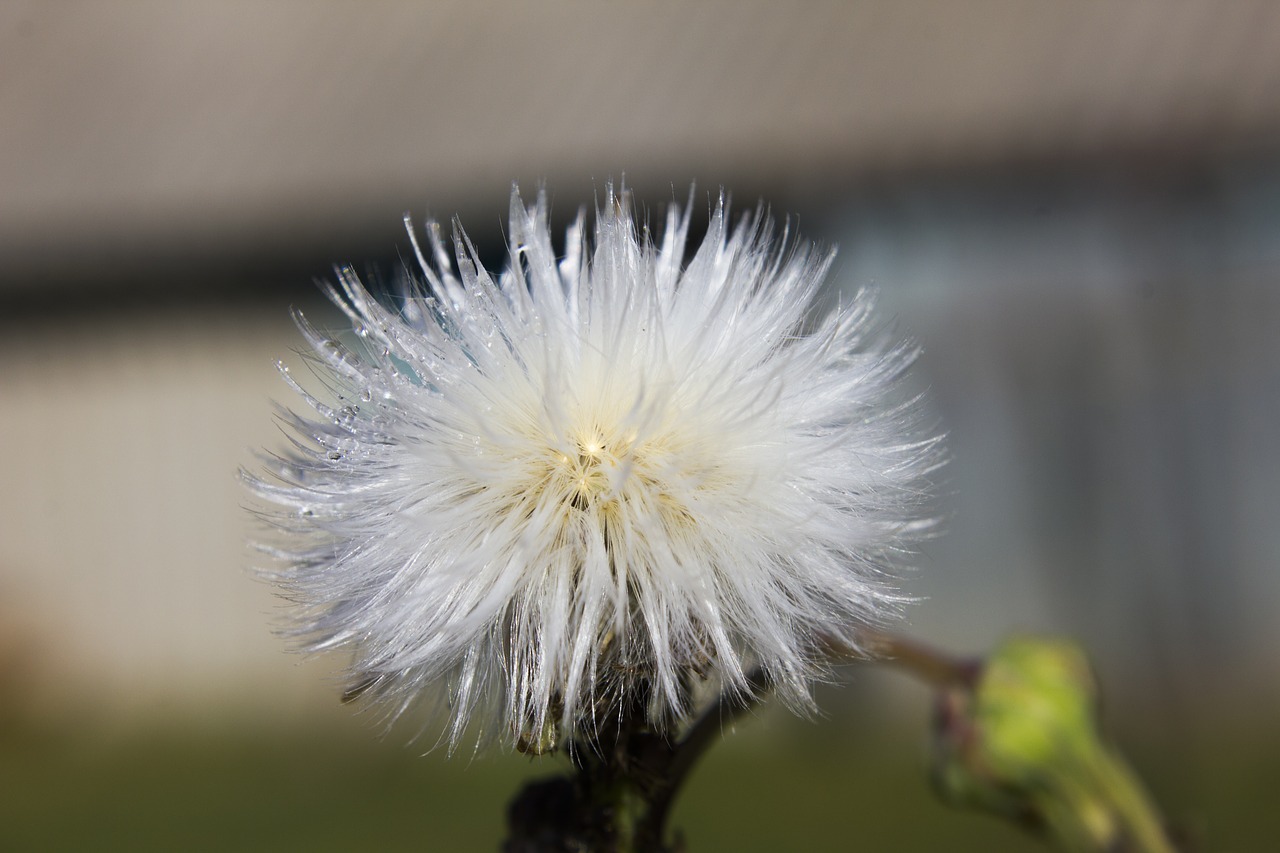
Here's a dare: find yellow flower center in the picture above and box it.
[556,430,637,510]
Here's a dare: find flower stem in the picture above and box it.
[504,672,767,852]
[644,668,768,841]
[853,627,982,689]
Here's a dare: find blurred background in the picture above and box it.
[2,1,1278,850]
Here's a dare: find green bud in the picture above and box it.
[932,636,1175,853]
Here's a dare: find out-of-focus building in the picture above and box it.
[2,1,1278,732]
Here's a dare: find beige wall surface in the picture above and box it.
[0,303,346,718]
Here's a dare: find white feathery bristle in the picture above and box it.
[244,183,944,750]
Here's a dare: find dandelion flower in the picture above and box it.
[246,184,941,749]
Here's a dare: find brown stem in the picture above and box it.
[832,628,982,689]
[643,668,768,840]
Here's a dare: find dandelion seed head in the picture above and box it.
[245,183,944,749]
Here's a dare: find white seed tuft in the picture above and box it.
[245,184,944,749]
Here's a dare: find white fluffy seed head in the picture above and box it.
[245,184,944,750]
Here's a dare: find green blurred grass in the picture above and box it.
[2,699,1275,851]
